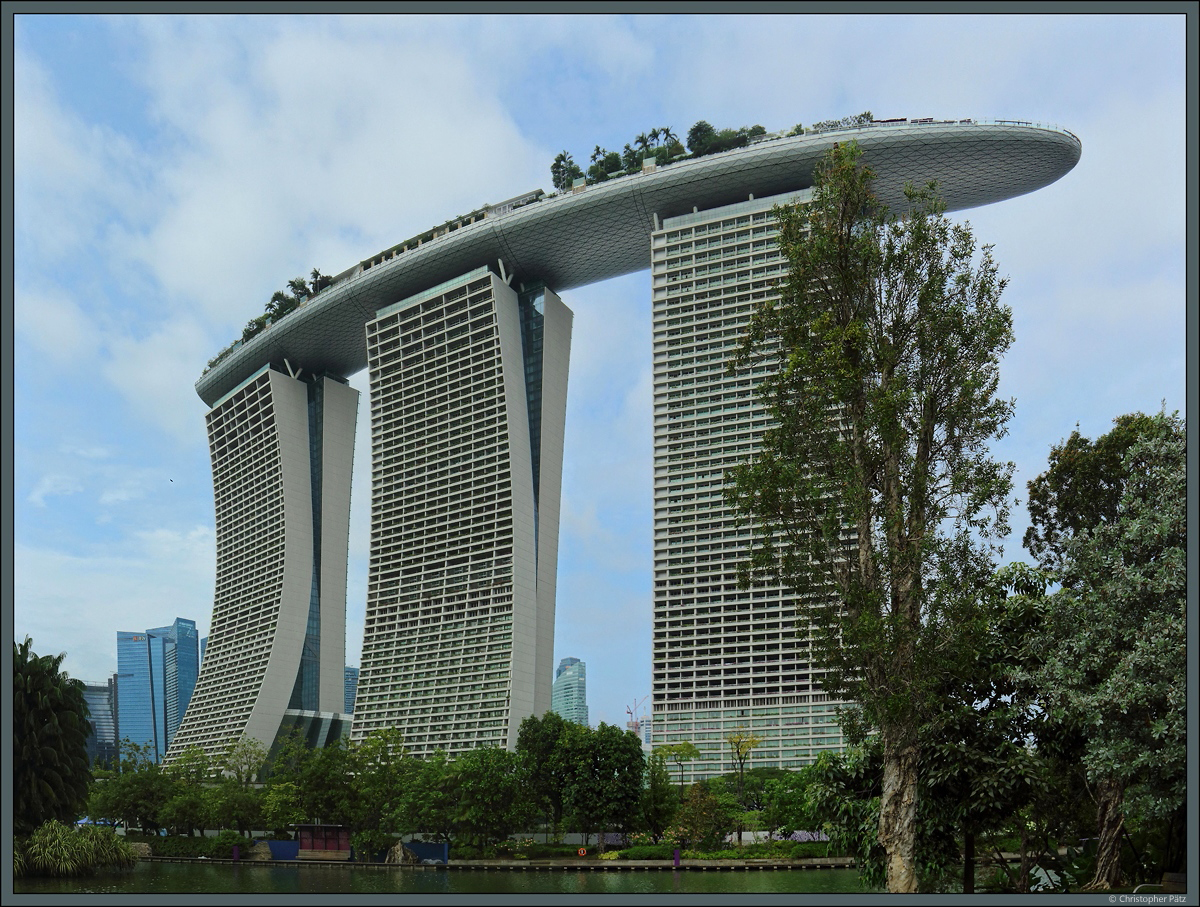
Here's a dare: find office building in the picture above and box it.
[82,675,119,768]
[116,618,199,762]
[344,666,359,714]
[351,268,571,756]
[552,657,588,726]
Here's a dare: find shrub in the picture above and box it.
[616,844,675,860]
[19,821,137,877]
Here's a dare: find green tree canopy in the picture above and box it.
[13,637,93,835]
[1030,410,1187,887]
[550,150,584,191]
[726,141,1014,892]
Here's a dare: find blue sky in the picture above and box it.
[12,14,1188,729]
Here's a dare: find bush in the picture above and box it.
[616,844,675,860]
[18,821,137,877]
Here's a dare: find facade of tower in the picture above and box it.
[150,617,200,752]
[166,367,357,761]
[116,629,164,760]
[344,666,359,714]
[650,189,846,780]
[82,676,119,768]
[352,267,571,756]
[551,656,588,726]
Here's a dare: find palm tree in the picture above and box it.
[648,127,661,147]
[287,276,311,302]
[591,145,606,166]
[660,126,679,149]
[13,637,93,835]
[265,290,289,320]
[634,132,650,154]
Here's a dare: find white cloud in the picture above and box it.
[101,317,215,444]
[14,285,101,366]
[14,529,216,683]
[28,475,84,507]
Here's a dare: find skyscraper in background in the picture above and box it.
[116,618,200,762]
[552,656,588,726]
[82,675,119,768]
[344,666,359,714]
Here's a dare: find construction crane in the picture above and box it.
[626,696,649,740]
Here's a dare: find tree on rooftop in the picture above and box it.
[550,150,584,192]
[686,120,716,155]
[726,141,1015,892]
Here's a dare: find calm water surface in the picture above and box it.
[17,860,870,895]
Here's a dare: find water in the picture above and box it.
[16,860,869,895]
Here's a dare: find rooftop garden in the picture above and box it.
[202,113,878,378]
[548,112,874,190]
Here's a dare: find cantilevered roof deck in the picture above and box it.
[196,119,1080,407]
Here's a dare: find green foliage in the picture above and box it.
[685,119,765,156]
[726,141,1014,892]
[407,750,457,844]
[670,784,737,851]
[13,637,94,835]
[18,821,137,878]
[810,111,874,131]
[1031,410,1187,880]
[640,753,679,843]
[453,746,533,850]
[516,711,573,840]
[657,741,701,795]
[564,723,646,849]
[550,150,584,191]
[1024,412,1157,570]
[349,727,417,857]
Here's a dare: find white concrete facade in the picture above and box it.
[166,367,357,761]
[650,190,847,781]
[353,269,571,756]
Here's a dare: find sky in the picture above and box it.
[11,14,1190,730]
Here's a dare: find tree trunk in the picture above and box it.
[878,740,919,892]
[1085,777,1124,890]
[962,826,974,894]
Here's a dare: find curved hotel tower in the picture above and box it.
[170,119,1080,770]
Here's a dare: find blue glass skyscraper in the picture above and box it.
[116,618,200,762]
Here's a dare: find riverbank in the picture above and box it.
[142,854,856,872]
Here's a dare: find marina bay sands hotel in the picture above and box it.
[167,118,1080,775]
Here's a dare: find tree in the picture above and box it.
[550,150,583,191]
[1030,411,1187,888]
[640,753,678,843]
[686,120,716,155]
[672,784,736,851]
[565,723,645,850]
[453,747,531,851]
[726,142,1015,892]
[658,741,701,797]
[516,711,573,840]
[921,563,1089,893]
[724,727,763,843]
[406,750,458,845]
[1024,413,1156,571]
[348,728,416,860]
[13,637,93,835]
